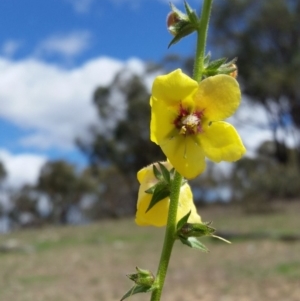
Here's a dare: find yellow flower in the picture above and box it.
[150,69,246,179]
[135,162,201,227]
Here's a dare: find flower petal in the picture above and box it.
[195,75,241,121]
[177,184,202,224]
[136,162,171,226]
[160,135,206,179]
[152,69,198,106]
[150,95,177,145]
[135,193,170,227]
[135,182,201,227]
[135,162,201,227]
[200,121,246,162]
[137,166,148,184]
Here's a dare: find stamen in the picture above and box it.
[173,103,204,136]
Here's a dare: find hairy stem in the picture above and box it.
[150,1,213,300]
[193,0,213,81]
[150,171,182,301]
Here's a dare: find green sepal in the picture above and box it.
[203,52,211,65]
[179,236,209,252]
[120,284,154,301]
[145,183,170,213]
[168,1,199,48]
[184,0,198,24]
[127,267,155,286]
[153,164,163,181]
[176,210,191,231]
[206,57,227,70]
[145,163,181,213]
[179,222,216,238]
[169,3,188,21]
[158,162,171,184]
[144,185,156,194]
[217,64,237,75]
[144,163,187,213]
[121,267,155,300]
[169,168,176,179]
[203,56,237,77]
[178,221,231,244]
[168,23,197,48]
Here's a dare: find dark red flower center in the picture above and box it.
[173,104,204,136]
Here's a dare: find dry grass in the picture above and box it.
[0,202,300,301]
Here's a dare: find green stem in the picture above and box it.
[193,0,213,81]
[150,1,213,300]
[150,171,182,301]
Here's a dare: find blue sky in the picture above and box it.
[0,0,274,187]
[0,0,203,186]
[0,0,198,63]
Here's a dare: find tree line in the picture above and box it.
[0,0,299,230]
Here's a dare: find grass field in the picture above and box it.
[0,202,300,301]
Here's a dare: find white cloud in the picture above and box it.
[0,149,47,188]
[64,0,199,13]
[157,0,198,5]
[0,56,146,150]
[228,98,273,156]
[0,53,279,155]
[34,31,92,59]
[1,40,22,57]
[64,0,95,13]
[0,51,290,189]
[228,97,296,157]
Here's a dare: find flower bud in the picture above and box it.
[127,267,155,287]
[179,222,215,238]
[135,162,201,227]
[166,12,181,36]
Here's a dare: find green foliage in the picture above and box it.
[7,185,42,227]
[1,208,300,300]
[0,161,6,183]
[275,261,300,279]
[78,67,165,214]
[230,141,300,212]
[211,0,300,166]
[37,160,97,224]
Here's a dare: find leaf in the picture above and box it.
[179,237,209,252]
[176,211,191,231]
[120,284,154,301]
